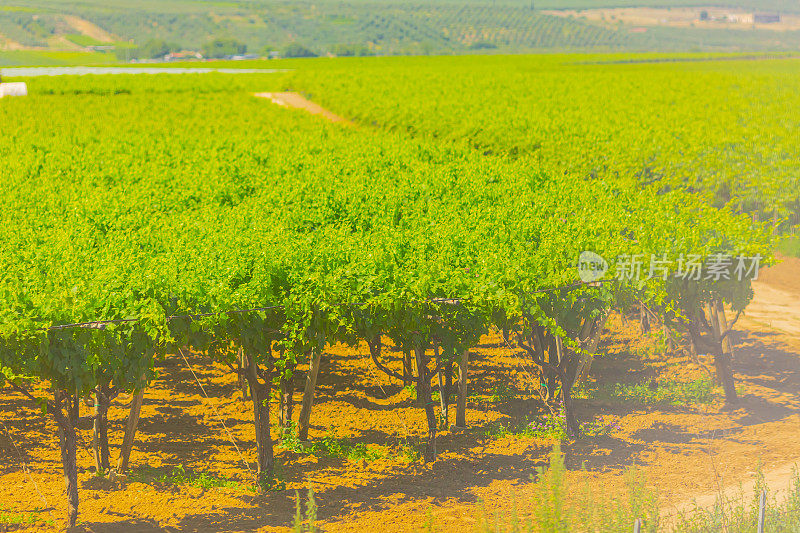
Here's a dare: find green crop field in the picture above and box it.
[0,53,798,530]
[287,54,800,226]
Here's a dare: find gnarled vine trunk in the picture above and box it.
[53,390,79,528]
[414,344,437,463]
[403,350,413,387]
[244,352,274,481]
[639,303,651,334]
[92,383,111,473]
[558,340,583,437]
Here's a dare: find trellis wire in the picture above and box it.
[177,347,257,488]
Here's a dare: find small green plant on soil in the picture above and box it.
[292,488,318,533]
[398,438,422,463]
[490,382,516,403]
[258,469,287,492]
[475,444,660,532]
[280,420,303,451]
[423,506,437,532]
[633,331,670,360]
[574,377,718,406]
[129,464,240,490]
[403,384,417,400]
[486,406,620,441]
[282,427,396,462]
[0,507,53,526]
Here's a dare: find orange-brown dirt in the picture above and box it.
[1,258,799,532]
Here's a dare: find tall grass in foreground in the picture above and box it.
[674,465,800,532]
[288,449,800,532]
[475,448,800,532]
[476,445,660,532]
[293,488,318,532]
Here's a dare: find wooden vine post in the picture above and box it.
[717,299,735,356]
[117,388,144,473]
[433,341,452,429]
[298,347,322,441]
[92,383,112,473]
[455,349,469,428]
[278,359,295,431]
[237,347,249,402]
[711,298,738,404]
[437,363,452,429]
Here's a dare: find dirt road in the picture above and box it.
[662,253,800,523]
[254,92,353,125]
[748,255,800,337]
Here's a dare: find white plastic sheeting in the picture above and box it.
[0,82,28,98]
[0,67,288,77]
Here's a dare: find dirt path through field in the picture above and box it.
[661,458,799,525]
[747,255,800,337]
[660,254,800,523]
[254,92,353,125]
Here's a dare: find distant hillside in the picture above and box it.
[2,0,800,59]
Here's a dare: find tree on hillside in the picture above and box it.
[131,39,179,60]
[202,38,247,59]
[283,43,317,58]
[329,43,373,57]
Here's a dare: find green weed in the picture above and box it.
[779,235,800,258]
[258,470,287,492]
[490,382,516,403]
[575,377,717,406]
[292,489,318,532]
[129,464,240,490]
[397,438,422,463]
[403,384,417,400]
[0,507,54,526]
[486,408,619,442]
[282,427,395,462]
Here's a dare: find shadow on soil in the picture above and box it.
[5,323,800,531]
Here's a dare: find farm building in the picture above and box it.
[727,13,754,24]
[754,13,781,24]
